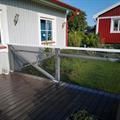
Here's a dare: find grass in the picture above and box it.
[60,58,120,94]
[22,57,120,94]
[43,57,120,94]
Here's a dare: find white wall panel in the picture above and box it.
[7,5,66,48]
[7,6,40,46]
[0,49,9,74]
[0,4,9,44]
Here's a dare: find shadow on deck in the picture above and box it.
[0,73,119,120]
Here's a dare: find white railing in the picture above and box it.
[8,45,120,81]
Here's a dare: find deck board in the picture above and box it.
[0,73,119,120]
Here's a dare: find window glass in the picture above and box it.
[41,20,46,30]
[41,31,47,41]
[113,20,118,31]
[48,31,52,40]
[40,19,53,41]
[47,20,52,30]
[113,19,120,32]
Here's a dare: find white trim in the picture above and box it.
[96,18,99,34]
[38,15,41,46]
[110,18,114,33]
[110,18,120,33]
[98,16,120,20]
[8,43,57,48]
[93,2,120,19]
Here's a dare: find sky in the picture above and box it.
[63,0,120,26]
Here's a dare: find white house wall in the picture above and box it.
[0,4,9,45]
[7,6,40,46]
[7,5,66,48]
[0,48,9,74]
[56,14,66,48]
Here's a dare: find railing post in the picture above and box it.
[55,48,61,81]
[8,45,15,72]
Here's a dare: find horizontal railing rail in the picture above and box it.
[8,45,120,81]
[8,43,120,53]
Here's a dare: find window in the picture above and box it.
[40,19,53,41]
[111,19,120,33]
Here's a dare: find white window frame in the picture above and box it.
[111,18,120,33]
[38,14,56,46]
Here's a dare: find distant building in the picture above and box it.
[94,2,120,44]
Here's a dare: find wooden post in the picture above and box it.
[55,48,60,81]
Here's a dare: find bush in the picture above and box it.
[80,33,100,47]
[68,31,84,47]
[110,44,120,49]
[68,31,100,48]
[66,110,97,120]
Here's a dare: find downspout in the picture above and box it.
[66,10,69,46]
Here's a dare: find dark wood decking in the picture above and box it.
[0,73,119,120]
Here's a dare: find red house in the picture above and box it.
[94,2,120,44]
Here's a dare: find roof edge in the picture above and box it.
[49,0,80,12]
[93,2,120,19]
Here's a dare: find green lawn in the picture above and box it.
[22,57,120,94]
[60,58,120,94]
[41,57,120,94]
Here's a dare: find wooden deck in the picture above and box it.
[0,73,119,120]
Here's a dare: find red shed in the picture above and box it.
[94,2,120,44]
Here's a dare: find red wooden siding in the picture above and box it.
[98,19,120,44]
[100,5,120,17]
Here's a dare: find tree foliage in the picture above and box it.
[67,11,87,32]
[67,10,100,47]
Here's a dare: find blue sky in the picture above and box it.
[64,0,120,26]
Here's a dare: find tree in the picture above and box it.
[68,31,84,47]
[67,10,87,32]
[67,10,100,47]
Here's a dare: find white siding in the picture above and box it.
[0,4,9,44]
[7,6,40,46]
[0,49,9,74]
[56,14,66,48]
[7,5,66,48]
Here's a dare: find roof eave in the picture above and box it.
[93,2,120,19]
[32,0,67,12]
[49,0,80,12]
